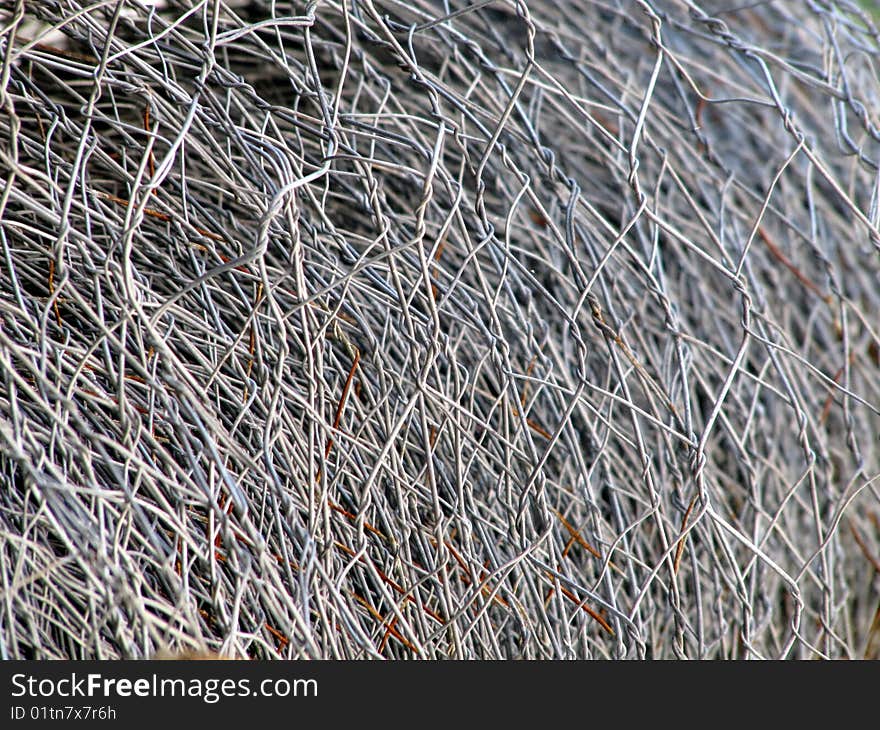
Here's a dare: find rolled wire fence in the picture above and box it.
[0,0,879,659]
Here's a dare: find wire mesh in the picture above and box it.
[1,0,879,659]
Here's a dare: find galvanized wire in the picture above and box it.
[1,0,879,659]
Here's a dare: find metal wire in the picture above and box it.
[1,0,879,659]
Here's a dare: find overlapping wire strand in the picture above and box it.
[1,0,879,658]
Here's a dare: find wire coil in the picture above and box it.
[1,0,879,659]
